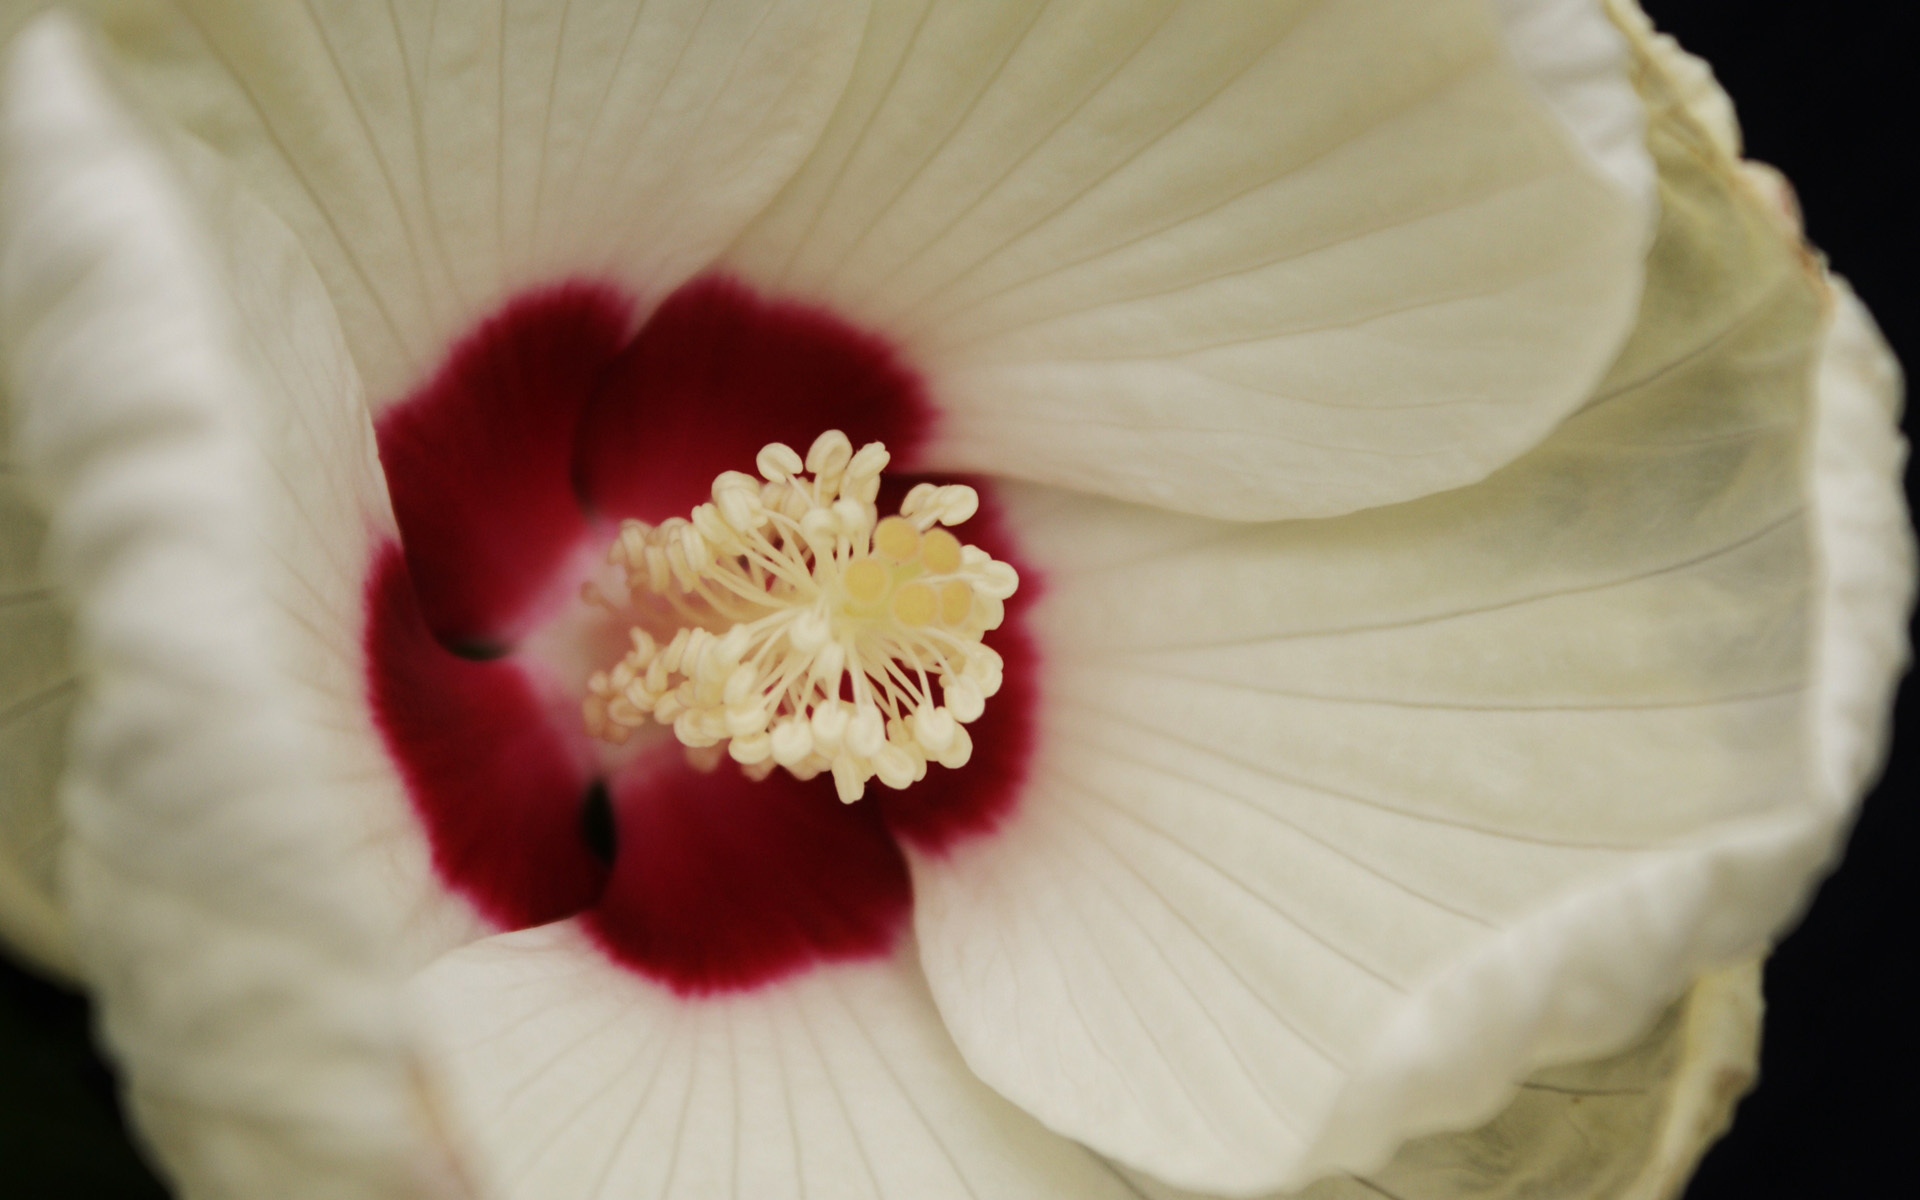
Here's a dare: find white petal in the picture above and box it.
[1806,281,1912,814]
[89,0,864,404]
[1127,961,1763,1200]
[410,923,1144,1200]
[1604,0,1741,160]
[0,412,81,981]
[1602,2,1914,817]
[725,0,1646,520]
[1,16,457,1195]
[0,14,79,983]
[906,61,1891,1192]
[1491,0,1655,239]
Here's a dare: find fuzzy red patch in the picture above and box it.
[364,544,607,929]
[587,753,913,995]
[376,285,630,651]
[574,276,931,524]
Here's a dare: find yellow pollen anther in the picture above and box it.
[842,558,890,605]
[919,527,962,574]
[873,515,920,562]
[891,582,936,628]
[938,579,974,625]
[581,429,1018,804]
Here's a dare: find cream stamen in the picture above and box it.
[582,430,1017,803]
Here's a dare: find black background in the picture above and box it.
[2,2,1915,1196]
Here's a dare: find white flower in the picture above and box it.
[0,3,1907,1199]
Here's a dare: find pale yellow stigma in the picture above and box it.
[582,430,1018,803]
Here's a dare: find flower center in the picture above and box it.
[582,430,1019,803]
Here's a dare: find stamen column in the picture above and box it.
[583,430,1018,802]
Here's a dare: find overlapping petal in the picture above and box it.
[1491,0,1654,224]
[0,18,457,1195]
[1138,961,1763,1200]
[902,46,1882,1191]
[721,0,1647,519]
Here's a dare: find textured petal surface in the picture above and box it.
[724,0,1646,519]
[0,381,79,981]
[85,0,864,405]
[1133,961,1763,1200]
[906,40,1892,1193]
[0,18,457,1196]
[1601,1,1913,815]
[0,4,73,983]
[411,925,1143,1200]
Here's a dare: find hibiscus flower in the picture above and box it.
[0,2,1908,1199]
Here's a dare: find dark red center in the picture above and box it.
[364,276,1038,995]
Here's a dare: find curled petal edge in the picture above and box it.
[1310,203,1913,1198]
[1,15,464,1198]
[1493,0,1657,245]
